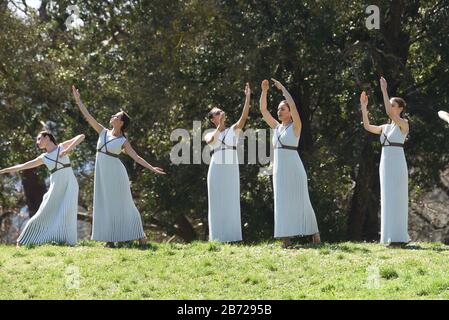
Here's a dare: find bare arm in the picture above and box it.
[360,91,383,135]
[438,110,449,123]
[234,83,251,131]
[0,157,44,175]
[272,78,302,137]
[259,80,279,129]
[123,140,165,175]
[72,85,105,134]
[60,134,86,157]
[380,77,409,134]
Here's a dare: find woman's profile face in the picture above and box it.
[389,99,403,115]
[36,134,48,149]
[277,102,290,120]
[210,108,224,126]
[110,111,124,127]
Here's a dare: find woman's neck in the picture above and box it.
[281,119,293,126]
[111,127,122,137]
[46,142,57,153]
[390,119,400,126]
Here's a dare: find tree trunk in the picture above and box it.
[38,0,50,22]
[175,214,197,243]
[347,138,380,240]
[21,169,47,217]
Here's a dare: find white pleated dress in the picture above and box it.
[272,123,319,238]
[207,126,242,242]
[91,129,145,242]
[379,123,410,244]
[17,145,78,246]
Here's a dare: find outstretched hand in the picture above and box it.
[271,78,285,91]
[72,85,82,104]
[218,111,226,128]
[360,91,368,109]
[152,167,166,175]
[261,79,269,92]
[245,82,251,98]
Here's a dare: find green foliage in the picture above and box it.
[1,1,449,242]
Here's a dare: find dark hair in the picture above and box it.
[120,110,131,135]
[39,131,57,144]
[207,107,222,124]
[390,97,407,119]
[280,100,290,110]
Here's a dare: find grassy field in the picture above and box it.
[1,241,449,299]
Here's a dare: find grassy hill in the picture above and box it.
[1,241,449,299]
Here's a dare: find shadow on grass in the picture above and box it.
[386,243,449,252]
[9,239,448,254]
[108,241,159,251]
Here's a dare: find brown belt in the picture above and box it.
[97,150,120,158]
[382,142,404,148]
[50,164,72,174]
[211,145,237,155]
[275,145,297,150]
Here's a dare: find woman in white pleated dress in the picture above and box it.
[260,79,320,247]
[72,85,165,248]
[360,77,410,245]
[0,131,85,246]
[204,83,251,242]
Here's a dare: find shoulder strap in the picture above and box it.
[44,146,64,170]
[103,130,108,152]
[381,125,405,147]
[56,146,60,168]
[276,123,293,147]
[98,131,125,152]
[218,128,234,148]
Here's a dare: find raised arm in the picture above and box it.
[272,78,301,137]
[259,80,279,129]
[438,110,449,123]
[380,77,409,134]
[72,85,105,134]
[205,112,225,145]
[59,134,86,157]
[123,140,166,175]
[234,83,251,132]
[0,157,44,175]
[360,91,383,135]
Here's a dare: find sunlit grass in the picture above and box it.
[1,241,449,299]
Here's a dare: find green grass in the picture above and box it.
[1,241,449,299]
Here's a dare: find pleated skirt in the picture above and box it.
[380,148,410,244]
[273,149,318,238]
[91,152,145,242]
[17,168,78,246]
[207,151,242,242]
